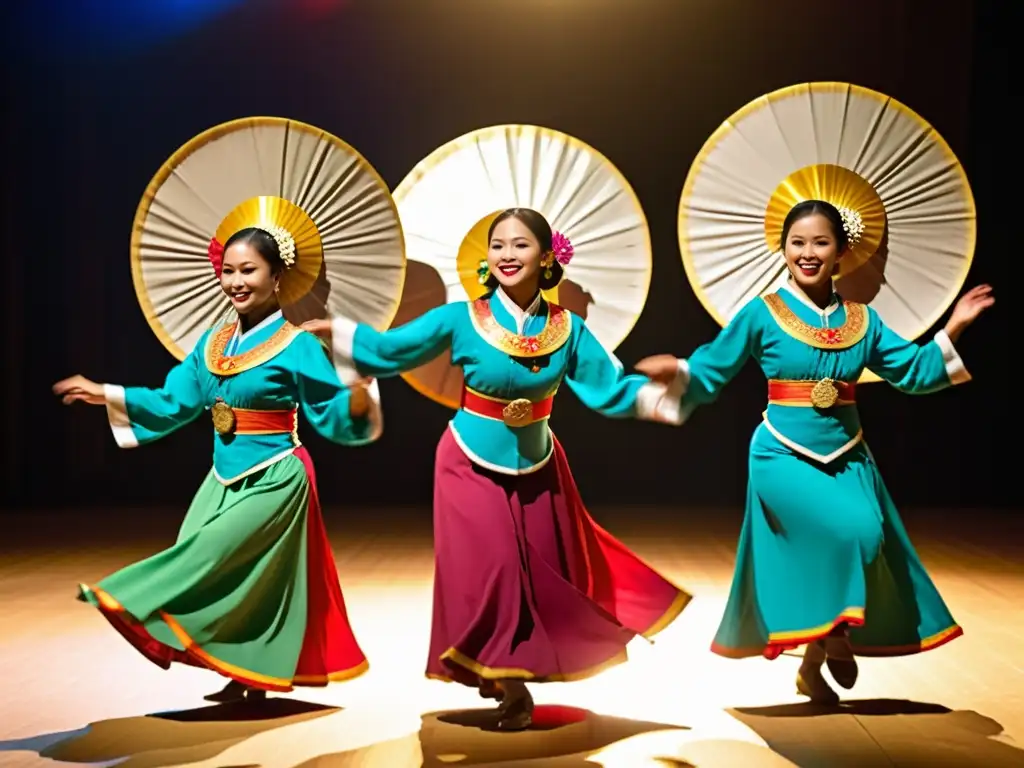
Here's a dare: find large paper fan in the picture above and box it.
[132,116,406,360]
[678,82,975,379]
[391,124,652,408]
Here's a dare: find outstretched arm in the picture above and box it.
[868,323,966,394]
[562,321,682,424]
[634,299,762,424]
[868,285,993,393]
[53,336,209,448]
[304,304,458,386]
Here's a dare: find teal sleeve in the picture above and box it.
[332,304,458,379]
[296,333,381,446]
[106,333,209,447]
[866,309,965,393]
[563,320,648,418]
[682,299,761,410]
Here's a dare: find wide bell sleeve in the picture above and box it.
[563,321,683,424]
[295,332,383,446]
[866,308,971,393]
[327,303,459,383]
[102,332,209,448]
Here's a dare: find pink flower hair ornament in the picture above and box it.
[551,231,574,266]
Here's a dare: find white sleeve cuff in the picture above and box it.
[103,384,139,449]
[362,378,384,443]
[933,330,971,385]
[329,316,361,386]
[635,359,691,425]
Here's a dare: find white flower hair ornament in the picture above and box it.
[835,205,865,246]
[259,225,297,268]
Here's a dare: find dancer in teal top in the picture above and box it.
[638,199,993,704]
[329,270,664,474]
[305,207,689,730]
[100,305,380,481]
[52,219,383,704]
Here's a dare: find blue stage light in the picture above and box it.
[12,0,248,55]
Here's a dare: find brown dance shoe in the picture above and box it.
[495,680,534,731]
[479,679,505,701]
[204,680,248,703]
[796,640,840,705]
[824,635,859,689]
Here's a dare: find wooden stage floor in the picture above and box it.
[1,506,1022,768]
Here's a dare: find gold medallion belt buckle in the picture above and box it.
[211,399,236,435]
[809,377,840,409]
[501,398,534,428]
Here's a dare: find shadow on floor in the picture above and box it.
[291,705,690,767]
[729,698,1024,767]
[0,697,336,768]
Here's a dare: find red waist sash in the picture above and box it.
[211,402,297,435]
[460,388,554,428]
[767,379,855,409]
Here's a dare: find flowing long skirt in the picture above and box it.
[712,424,962,660]
[78,447,367,692]
[427,427,691,686]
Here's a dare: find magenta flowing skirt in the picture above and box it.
[426,427,691,686]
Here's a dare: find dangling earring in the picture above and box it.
[543,249,555,280]
[274,283,280,293]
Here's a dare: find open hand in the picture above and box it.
[301,318,332,341]
[634,354,681,386]
[53,374,105,406]
[945,284,994,342]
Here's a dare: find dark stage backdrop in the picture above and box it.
[1,0,1013,514]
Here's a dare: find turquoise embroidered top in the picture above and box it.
[104,310,380,484]
[331,289,670,475]
[675,284,969,463]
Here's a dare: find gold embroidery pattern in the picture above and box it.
[211,399,236,433]
[762,293,869,350]
[810,378,839,408]
[469,298,572,358]
[205,321,302,376]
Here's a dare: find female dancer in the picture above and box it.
[637,199,993,703]
[304,207,690,730]
[53,224,381,703]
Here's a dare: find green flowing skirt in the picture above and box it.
[712,424,962,659]
[79,448,367,691]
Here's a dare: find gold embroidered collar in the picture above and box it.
[469,296,572,358]
[762,292,869,350]
[205,320,302,375]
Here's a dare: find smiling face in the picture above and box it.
[220,241,280,315]
[783,213,845,293]
[486,216,547,292]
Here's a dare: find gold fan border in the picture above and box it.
[131,115,407,361]
[677,81,977,341]
[392,123,653,409]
